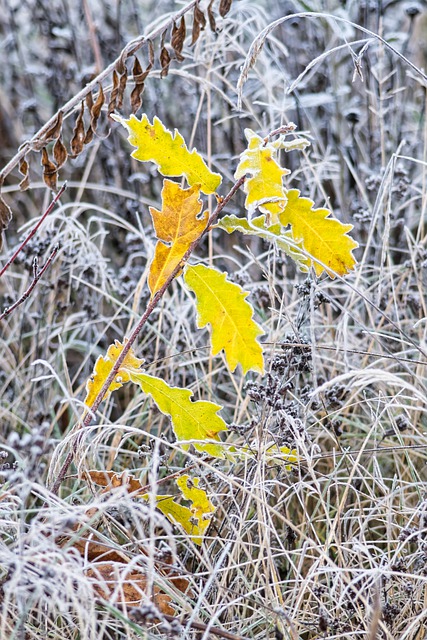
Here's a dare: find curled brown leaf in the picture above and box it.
[91,84,105,131]
[70,102,86,157]
[191,2,206,45]
[84,84,105,143]
[53,137,68,169]
[130,42,154,114]
[0,191,12,251]
[171,16,186,61]
[19,156,30,191]
[117,71,128,111]
[130,56,145,114]
[84,125,94,145]
[160,47,171,78]
[160,29,171,78]
[108,70,119,117]
[115,52,127,76]
[43,111,63,142]
[219,0,232,17]
[86,92,94,112]
[207,0,217,32]
[41,147,58,192]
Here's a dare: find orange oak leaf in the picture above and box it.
[148,180,209,296]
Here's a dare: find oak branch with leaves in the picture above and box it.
[51,113,357,542]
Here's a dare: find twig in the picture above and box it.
[263,341,427,366]
[264,122,296,142]
[162,614,250,640]
[0,245,59,321]
[49,176,246,495]
[0,1,199,184]
[111,604,250,640]
[0,183,66,278]
[82,0,104,74]
[313,442,427,461]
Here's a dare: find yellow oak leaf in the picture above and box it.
[148,180,209,296]
[112,114,222,194]
[85,340,144,407]
[217,213,310,272]
[150,475,215,545]
[234,128,290,220]
[183,264,264,375]
[129,371,227,458]
[85,343,226,457]
[279,189,358,277]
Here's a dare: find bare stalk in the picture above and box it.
[0,245,59,321]
[0,183,66,278]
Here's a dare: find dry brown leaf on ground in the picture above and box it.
[71,536,131,564]
[84,469,146,495]
[85,562,176,615]
[58,505,190,616]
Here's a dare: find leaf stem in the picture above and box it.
[49,175,245,495]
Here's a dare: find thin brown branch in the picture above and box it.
[0,183,66,278]
[0,245,59,321]
[49,175,246,495]
[162,614,250,640]
[82,0,104,74]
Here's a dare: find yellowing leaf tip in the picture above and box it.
[114,113,222,194]
[235,129,289,221]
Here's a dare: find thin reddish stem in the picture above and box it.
[0,183,66,278]
[0,245,59,321]
[50,176,245,495]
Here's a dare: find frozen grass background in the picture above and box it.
[1,0,427,638]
